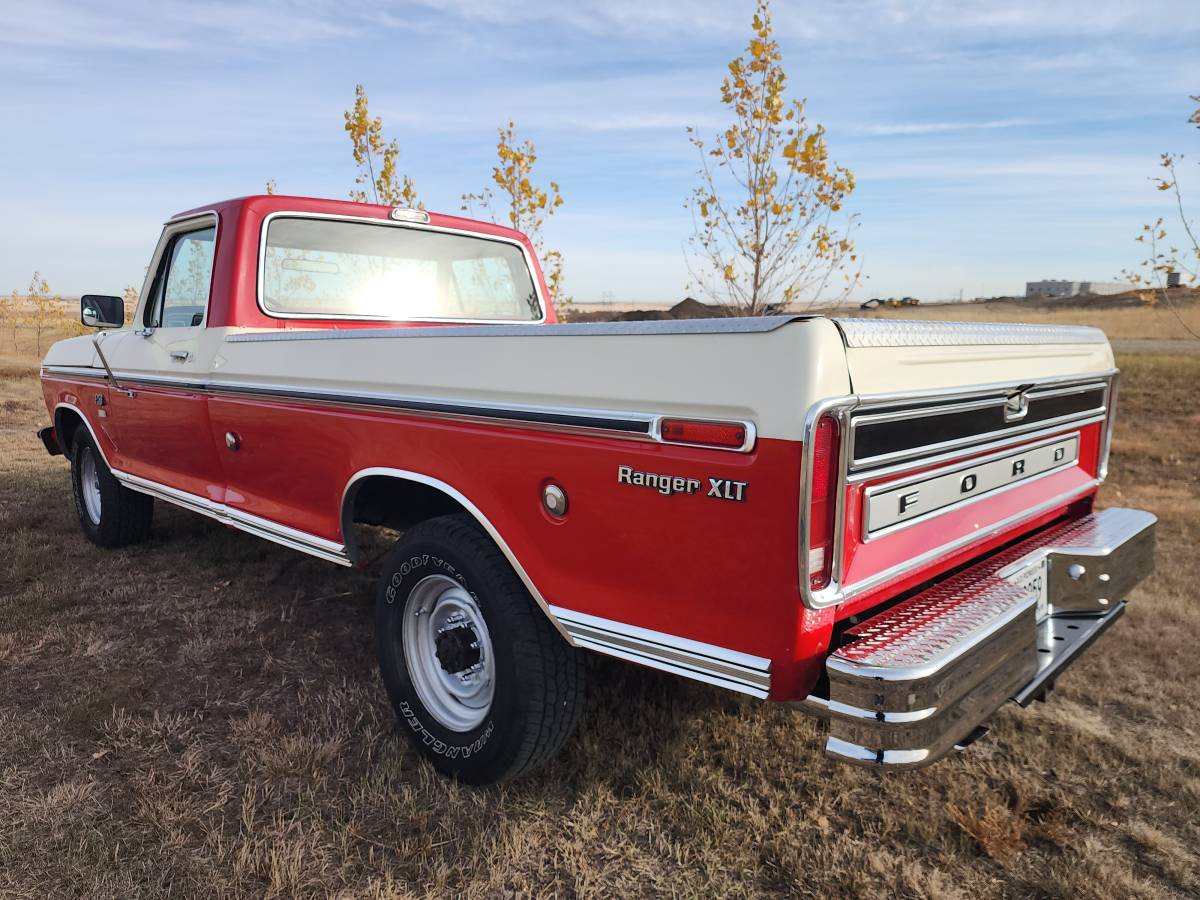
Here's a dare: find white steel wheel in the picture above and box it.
[79,446,103,525]
[402,574,496,732]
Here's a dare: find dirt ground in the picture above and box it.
[1,325,1198,898]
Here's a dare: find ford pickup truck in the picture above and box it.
[38,194,1156,784]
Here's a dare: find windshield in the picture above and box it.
[261,216,542,322]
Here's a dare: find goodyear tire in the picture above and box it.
[375,514,583,785]
[69,428,153,548]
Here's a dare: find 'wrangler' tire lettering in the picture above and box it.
[375,514,584,785]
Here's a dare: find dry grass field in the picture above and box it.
[2,319,1198,898]
[835,292,1200,342]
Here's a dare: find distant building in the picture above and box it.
[1167,272,1182,289]
[1025,279,1128,299]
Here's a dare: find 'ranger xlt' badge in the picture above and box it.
[617,465,748,502]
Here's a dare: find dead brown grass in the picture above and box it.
[1,324,1198,897]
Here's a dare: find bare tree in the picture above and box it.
[685,0,859,315]
[1126,95,1199,339]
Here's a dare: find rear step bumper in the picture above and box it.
[801,507,1156,768]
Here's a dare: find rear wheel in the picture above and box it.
[69,428,153,548]
[375,514,583,785]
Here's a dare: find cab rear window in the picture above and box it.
[260,216,542,322]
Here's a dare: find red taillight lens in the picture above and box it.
[659,418,748,449]
[807,415,841,590]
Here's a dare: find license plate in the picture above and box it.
[1011,560,1050,621]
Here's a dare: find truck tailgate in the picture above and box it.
[831,318,1115,395]
[804,318,1119,619]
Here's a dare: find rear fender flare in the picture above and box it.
[340,467,571,643]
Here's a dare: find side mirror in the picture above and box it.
[80,294,124,328]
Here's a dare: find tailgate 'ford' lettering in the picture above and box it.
[864,434,1080,536]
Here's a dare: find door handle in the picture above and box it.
[169,350,192,362]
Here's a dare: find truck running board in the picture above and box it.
[803,507,1156,768]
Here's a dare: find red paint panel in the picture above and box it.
[105,385,226,502]
[207,393,811,684]
[834,423,1103,620]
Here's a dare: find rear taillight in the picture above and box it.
[807,414,841,590]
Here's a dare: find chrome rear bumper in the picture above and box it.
[801,507,1156,768]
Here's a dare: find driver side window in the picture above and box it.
[143,225,216,328]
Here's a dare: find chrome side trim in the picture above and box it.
[51,401,350,567]
[832,317,1107,347]
[342,467,571,641]
[44,365,109,381]
[255,210,549,325]
[549,606,772,698]
[43,365,757,453]
[114,471,351,567]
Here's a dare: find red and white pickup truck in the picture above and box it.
[39,194,1156,784]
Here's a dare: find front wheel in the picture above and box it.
[375,514,584,785]
[69,428,153,548]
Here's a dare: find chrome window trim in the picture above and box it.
[138,210,220,330]
[860,432,1081,541]
[254,210,548,325]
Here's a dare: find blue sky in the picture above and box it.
[1,0,1197,304]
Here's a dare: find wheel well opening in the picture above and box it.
[343,475,470,564]
[54,407,86,461]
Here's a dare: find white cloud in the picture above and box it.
[853,118,1043,136]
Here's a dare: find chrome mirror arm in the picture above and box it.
[92,332,135,398]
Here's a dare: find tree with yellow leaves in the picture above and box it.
[27,271,64,355]
[462,121,569,310]
[344,84,420,208]
[686,0,859,315]
[122,286,139,323]
[0,289,17,351]
[1125,95,1199,339]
